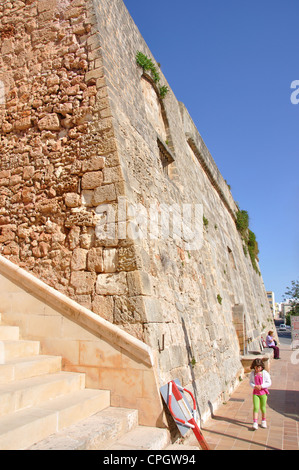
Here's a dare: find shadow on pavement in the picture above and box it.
[267,389,299,421]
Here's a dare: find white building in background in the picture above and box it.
[267,291,276,317]
[275,302,281,319]
[281,300,293,322]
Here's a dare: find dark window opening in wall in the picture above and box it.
[157,137,175,177]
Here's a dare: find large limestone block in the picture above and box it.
[102,248,118,273]
[87,247,103,272]
[71,248,88,271]
[93,184,116,204]
[127,271,152,296]
[114,296,147,324]
[81,171,103,190]
[96,272,128,295]
[70,272,97,294]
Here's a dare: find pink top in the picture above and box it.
[253,373,269,395]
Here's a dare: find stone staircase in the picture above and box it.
[0,315,199,451]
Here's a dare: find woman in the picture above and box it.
[266,330,280,359]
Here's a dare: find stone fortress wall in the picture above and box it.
[0,0,275,420]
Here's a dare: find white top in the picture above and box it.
[249,370,272,390]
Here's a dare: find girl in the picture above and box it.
[249,358,271,429]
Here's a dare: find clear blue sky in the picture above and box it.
[123,0,299,303]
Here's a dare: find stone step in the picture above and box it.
[0,317,180,451]
[108,426,201,451]
[0,388,110,450]
[0,325,20,341]
[0,355,62,384]
[28,406,139,450]
[28,408,200,451]
[1,339,40,361]
[108,425,171,450]
[0,371,86,416]
[165,443,200,450]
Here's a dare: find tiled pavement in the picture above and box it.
[192,342,299,450]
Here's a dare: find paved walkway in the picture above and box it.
[195,342,299,450]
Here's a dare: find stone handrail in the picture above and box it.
[0,254,154,366]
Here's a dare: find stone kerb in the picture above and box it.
[0,254,164,427]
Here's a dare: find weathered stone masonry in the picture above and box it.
[0,0,275,421]
[0,0,144,340]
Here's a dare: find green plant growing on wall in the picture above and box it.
[236,210,249,237]
[247,229,259,272]
[203,215,209,227]
[159,85,169,99]
[136,51,160,82]
[235,209,260,274]
[136,51,169,98]
[217,294,222,305]
[191,357,196,368]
